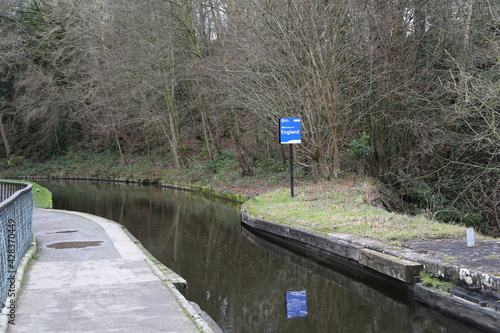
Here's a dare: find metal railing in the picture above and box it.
[0,181,33,308]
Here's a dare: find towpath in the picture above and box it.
[7,209,216,333]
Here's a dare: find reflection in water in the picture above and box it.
[39,180,482,333]
[286,290,307,318]
[241,227,482,333]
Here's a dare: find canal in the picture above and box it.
[38,180,481,332]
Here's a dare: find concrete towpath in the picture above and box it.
[8,208,216,333]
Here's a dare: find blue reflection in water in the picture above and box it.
[286,291,307,318]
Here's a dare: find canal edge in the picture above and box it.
[240,210,500,332]
[11,176,250,204]
[50,209,223,333]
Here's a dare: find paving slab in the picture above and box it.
[407,239,500,275]
[7,209,214,333]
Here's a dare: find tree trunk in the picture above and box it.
[225,113,252,176]
[0,115,11,155]
[164,90,185,169]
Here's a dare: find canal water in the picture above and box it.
[38,180,481,332]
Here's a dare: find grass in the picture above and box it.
[420,270,454,291]
[1,179,52,209]
[243,181,476,245]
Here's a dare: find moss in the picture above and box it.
[161,181,249,204]
[420,270,455,291]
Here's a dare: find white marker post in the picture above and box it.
[280,118,301,198]
[467,228,475,247]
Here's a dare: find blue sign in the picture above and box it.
[280,118,301,144]
[286,291,307,318]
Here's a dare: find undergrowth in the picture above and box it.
[0,149,295,197]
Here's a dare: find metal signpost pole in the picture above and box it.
[290,144,294,198]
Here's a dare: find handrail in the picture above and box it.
[0,181,31,204]
[0,181,34,309]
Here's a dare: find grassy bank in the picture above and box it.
[0,179,52,209]
[243,180,482,245]
[1,150,493,243]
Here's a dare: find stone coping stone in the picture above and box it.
[359,249,423,284]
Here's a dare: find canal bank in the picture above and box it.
[241,211,500,332]
[2,208,220,333]
[5,177,499,331]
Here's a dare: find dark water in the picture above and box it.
[38,180,481,333]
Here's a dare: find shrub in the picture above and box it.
[207,150,237,173]
[347,132,371,158]
[7,155,26,167]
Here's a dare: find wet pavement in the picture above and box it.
[7,209,215,333]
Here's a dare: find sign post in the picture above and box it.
[290,145,294,197]
[280,118,301,198]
